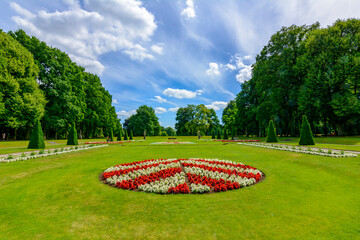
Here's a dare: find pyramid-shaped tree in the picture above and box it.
[223,128,229,140]
[117,129,122,141]
[211,130,215,139]
[216,128,222,139]
[299,115,315,145]
[266,120,278,143]
[231,127,236,140]
[130,130,133,140]
[67,122,78,145]
[109,129,114,142]
[28,119,45,149]
[124,130,129,140]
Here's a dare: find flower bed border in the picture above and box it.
[0,144,108,163]
[100,158,266,194]
[85,141,132,144]
[150,142,195,144]
[238,142,358,157]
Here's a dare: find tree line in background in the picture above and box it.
[0,29,121,140]
[231,19,360,137]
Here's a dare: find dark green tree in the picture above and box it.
[126,105,160,136]
[117,129,122,141]
[266,120,278,143]
[67,122,78,145]
[109,129,114,142]
[211,130,215,139]
[28,119,45,149]
[130,130,133,140]
[124,130,129,140]
[216,128,222,139]
[299,115,315,145]
[223,129,229,140]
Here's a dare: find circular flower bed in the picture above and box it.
[101,158,264,194]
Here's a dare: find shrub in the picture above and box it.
[124,130,129,140]
[216,129,221,139]
[117,129,122,141]
[28,119,45,149]
[67,122,78,145]
[299,115,315,145]
[211,130,215,139]
[266,120,278,143]
[161,131,168,136]
[109,129,114,142]
[223,129,228,140]
[231,127,235,140]
[39,149,45,154]
[130,130,133,140]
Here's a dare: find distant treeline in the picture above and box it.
[225,19,360,137]
[0,29,121,140]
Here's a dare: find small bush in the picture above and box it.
[30,152,36,156]
[28,119,45,149]
[130,130,133,140]
[117,129,122,141]
[124,130,129,140]
[6,154,14,160]
[67,122,79,145]
[299,115,315,145]
[266,120,278,143]
[39,150,45,154]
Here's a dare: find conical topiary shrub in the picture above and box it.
[223,129,228,139]
[117,129,122,141]
[28,119,45,149]
[266,120,278,143]
[109,129,114,142]
[124,130,128,140]
[231,127,235,140]
[67,122,78,145]
[216,128,221,139]
[211,130,215,139]
[130,130,133,140]
[299,115,315,145]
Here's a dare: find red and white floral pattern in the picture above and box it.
[102,158,264,194]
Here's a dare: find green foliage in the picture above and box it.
[175,104,219,136]
[211,130,215,139]
[126,105,160,136]
[117,129,122,141]
[299,116,315,145]
[129,130,133,140]
[216,128,222,139]
[160,131,168,136]
[109,129,114,142]
[231,127,236,139]
[28,119,45,149]
[124,130,128,140]
[0,31,46,139]
[266,120,278,143]
[223,129,229,139]
[67,122,78,145]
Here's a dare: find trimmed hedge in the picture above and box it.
[130,130,133,140]
[124,130,129,140]
[216,129,221,139]
[266,120,278,143]
[28,119,45,149]
[211,130,215,139]
[299,115,315,145]
[117,129,122,141]
[67,122,78,145]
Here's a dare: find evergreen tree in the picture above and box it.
[266,120,278,143]
[130,130,133,140]
[223,129,229,139]
[28,119,45,149]
[109,129,114,142]
[117,129,122,141]
[299,115,315,145]
[216,128,222,139]
[124,130,129,140]
[231,127,235,139]
[67,122,78,145]
[211,130,215,139]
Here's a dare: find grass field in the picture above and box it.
[0,137,359,239]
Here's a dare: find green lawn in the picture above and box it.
[0,137,359,239]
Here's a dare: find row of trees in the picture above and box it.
[231,19,360,137]
[0,29,121,140]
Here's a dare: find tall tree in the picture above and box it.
[126,105,160,136]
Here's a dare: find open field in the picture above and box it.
[0,136,359,239]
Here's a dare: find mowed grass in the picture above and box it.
[0,137,359,239]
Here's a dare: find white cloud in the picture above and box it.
[112,98,118,104]
[163,88,203,99]
[225,63,236,71]
[155,107,167,114]
[10,0,157,74]
[151,43,164,54]
[205,101,228,111]
[236,67,252,83]
[206,62,220,75]
[116,109,136,118]
[168,107,180,112]
[153,96,167,103]
[181,0,196,19]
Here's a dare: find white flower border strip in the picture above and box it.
[238,142,358,157]
[150,142,195,144]
[0,144,108,163]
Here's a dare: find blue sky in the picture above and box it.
[1,0,359,128]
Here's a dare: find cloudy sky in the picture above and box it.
[0,0,359,128]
